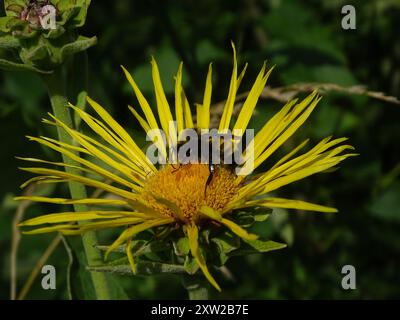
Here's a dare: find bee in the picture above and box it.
[170,129,247,196]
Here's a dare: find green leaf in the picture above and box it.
[184,255,199,275]
[88,261,186,275]
[5,17,28,31]
[281,224,294,246]
[0,35,20,49]
[43,26,66,39]
[173,237,190,256]
[4,1,26,17]
[0,16,14,32]
[211,231,240,254]
[234,212,255,227]
[0,58,52,73]
[233,208,271,227]
[5,4,24,16]
[254,210,271,222]
[370,182,400,222]
[66,0,92,27]
[230,239,287,256]
[244,239,287,252]
[59,7,81,25]
[20,44,50,62]
[68,244,97,299]
[60,36,97,62]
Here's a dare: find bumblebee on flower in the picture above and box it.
[16,44,356,291]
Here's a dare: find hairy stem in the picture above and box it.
[42,68,112,300]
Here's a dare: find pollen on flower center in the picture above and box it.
[138,164,239,223]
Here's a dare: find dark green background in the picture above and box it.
[1,0,399,299]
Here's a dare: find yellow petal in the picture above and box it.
[197,63,212,129]
[219,42,238,132]
[220,218,258,241]
[237,63,248,89]
[262,154,357,194]
[20,176,66,189]
[186,224,221,292]
[254,95,321,169]
[128,105,167,160]
[22,224,78,235]
[105,218,174,259]
[128,105,151,133]
[19,211,146,226]
[236,140,356,202]
[182,90,194,129]
[20,167,139,201]
[22,217,145,235]
[14,196,127,207]
[270,139,310,170]
[27,136,142,192]
[243,198,338,213]
[32,135,90,155]
[86,97,156,173]
[121,65,160,130]
[150,57,177,147]
[174,62,185,134]
[49,109,148,179]
[233,63,274,132]
[199,205,222,221]
[126,238,136,274]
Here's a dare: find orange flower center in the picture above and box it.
[139,164,239,223]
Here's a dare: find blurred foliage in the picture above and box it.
[1,0,399,299]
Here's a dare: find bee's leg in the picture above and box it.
[171,163,181,173]
[204,174,211,198]
[204,164,214,197]
[211,220,221,227]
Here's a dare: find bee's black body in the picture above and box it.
[171,129,245,196]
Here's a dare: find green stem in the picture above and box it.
[42,68,112,300]
[182,275,209,300]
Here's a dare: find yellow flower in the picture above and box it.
[16,44,356,291]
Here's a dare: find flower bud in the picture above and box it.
[0,0,96,73]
